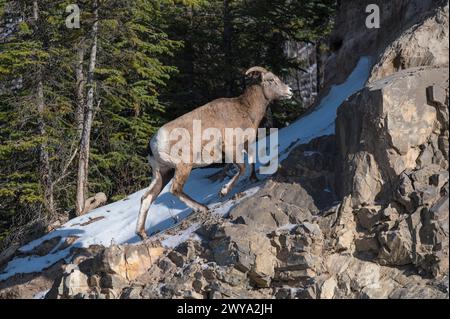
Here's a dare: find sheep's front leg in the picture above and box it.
[249,162,259,182]
[208,163,234,182]
[220,163,245,197]
[171,164,208,213]
[245,140,258,182]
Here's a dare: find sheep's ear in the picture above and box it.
[262,72,275,82]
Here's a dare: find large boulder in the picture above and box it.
[336,66,449,277]
[93,243,165,282]
[336,66,449,207]
[229,135,337,232]
[209,223,277,288]
[369,4,449,82]
[229,180,315,232]
[48,242,165,299]
[323,0,446,91]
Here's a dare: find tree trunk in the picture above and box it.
[185,6,194,98]
[223,0,233,96]
[75,41,85,139]
[315,40,321,94]
[33,0,54,214]
[76,1,98,216]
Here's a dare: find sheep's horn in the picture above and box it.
[245,66,269,75]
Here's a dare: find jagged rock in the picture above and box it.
[167,251,186,268]
[57,265,90,298]
[209,224,277,288]
[389,283,448,299]
[273,222,324,285]
[355,206,382,231]
[325,254,386,299]
[276,135,338,209]
[214,266,247,287]
[319,277,337,299]
[369,4,449,82]
[48,242,165,299]
[378,219,413,266]
[355,235,380,257]
[100,273,128,290]
[336,66,449,207]
[229,135,337,234]
[121,285,143,299]
[395,172,419,212]
[332,196,356,253]
[323,0,445,91]
[371,193,449,278]
[416,197,449,276]
[230,180,315,232]
[94,243,165,281]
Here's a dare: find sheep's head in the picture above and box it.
[245,66,293,101]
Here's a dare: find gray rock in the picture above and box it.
[378,219,413,266]
[209,224,277,288]
[336,67,449,207]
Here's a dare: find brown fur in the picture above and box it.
[136,67,293,240]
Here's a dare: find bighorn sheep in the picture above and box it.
[136,66,293,240]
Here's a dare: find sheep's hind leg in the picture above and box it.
[219,163,245,197]
[171,164,208,213]
[136,177,161,240]
[136,159,173,240]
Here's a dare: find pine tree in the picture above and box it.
[0,0,186,244]
[161,0,336,125]
[0,0,75,243]
[0,0,336,248]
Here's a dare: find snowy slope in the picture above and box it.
[0,57,371,281]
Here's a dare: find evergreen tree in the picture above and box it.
[0,0,186,245]
[161,0,336,124]
[0,0,336,249]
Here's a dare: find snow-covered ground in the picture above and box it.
[0,57,371,281]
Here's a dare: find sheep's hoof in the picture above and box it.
[136,230,148,241]
[197,205,208,213]
[219,186,229,198]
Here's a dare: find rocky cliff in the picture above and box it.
[0,1,448,299]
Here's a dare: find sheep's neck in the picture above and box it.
[240,85,271,127]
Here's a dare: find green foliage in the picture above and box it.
[0,0,336,248]
[161,0,336,122]
[0,0,183,246]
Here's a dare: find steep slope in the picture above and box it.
[0,57,371,282]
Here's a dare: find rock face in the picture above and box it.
[369,4,449,82]
[335,65,449,279]
[336,66,449,206]
[324,0,447,91]
[208,224,277,288]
